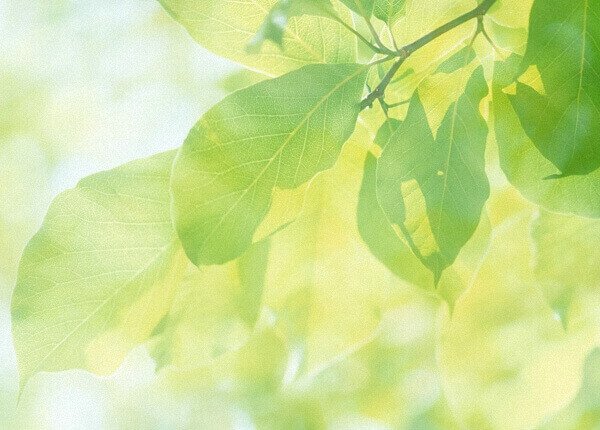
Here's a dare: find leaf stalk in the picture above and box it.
[360,0,498,110]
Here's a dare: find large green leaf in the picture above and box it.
[358,122,491,307]
[149,241,270,369]
[493,58,600,217]
[158,0,357,77]
[11,151,188,391]
[509,0,600,176]
[170,63,368,266]
[376,66,489,282]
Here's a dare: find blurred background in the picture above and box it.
[0,0,237,427]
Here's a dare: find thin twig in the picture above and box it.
[322,8,384,54]
[364,17,395,55]
[360,0,498,110]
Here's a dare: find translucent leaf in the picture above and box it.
[11,151,188,391]
[531,210,600,326]
[508,0,600,176]
[483,0,533,55]
[170,63,368,266]
[338,0,375,17]
[439,200,598,429]
[149,241,270,369]
[377,66,489,282]
[158,0,357,76]
[379,0,476,107]
[262,137,396,380]
[218,69,268,93]
[357,122,491,307]
[543,348,600,429]
[247,0,337,53]
[435,46,476,75]
[373,0,406,26]
[493,57,600,217]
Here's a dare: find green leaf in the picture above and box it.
[158,0,357,77]
[247,0,337,53]
[218,69,268,93]
[376,66,489,282]
[358,122,426,284]
[358,144,492,308]
[435,46,476,74]
[338,0,375,17]
[509,0,600,176]
[531,210,600,325]
[373,0,406,25]
[149,240,270,369]
[170,63,368,266]
[11,151,188,391]
[373,0,477,108]
[493,57,600,217]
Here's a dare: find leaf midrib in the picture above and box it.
[191,64,368,254]
[22,238,179,385]
[573,0,589,163]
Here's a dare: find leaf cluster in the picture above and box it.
[10,0,600,426]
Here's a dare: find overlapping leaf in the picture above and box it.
[149,241,269,369]
[247,0,337,53]
[158,0,357,76]
[493,58,600,217]
[358,129,491,307]
[170,63,368,266]
[261,136,397,380]
[376,66,489,282]
[375,0,476,107]
[11,151,188,391]
[439,199,598,429]
[373,0,406,26]
[531,210,600,325]
[509,0,600,176]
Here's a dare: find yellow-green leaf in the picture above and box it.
[262,137,394,380]
[439,201,597,430]
[247,0,337,53]
[377,66,489,282]
[158,0,357,76]
[149,241,270,369]
[531,210,600,325]
[11,151,188,391]
[170,63,368,266]
[509,0,600,176]
[373,0,406,26]
[493,57,600,217]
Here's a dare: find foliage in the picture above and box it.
[9,0,600,427]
